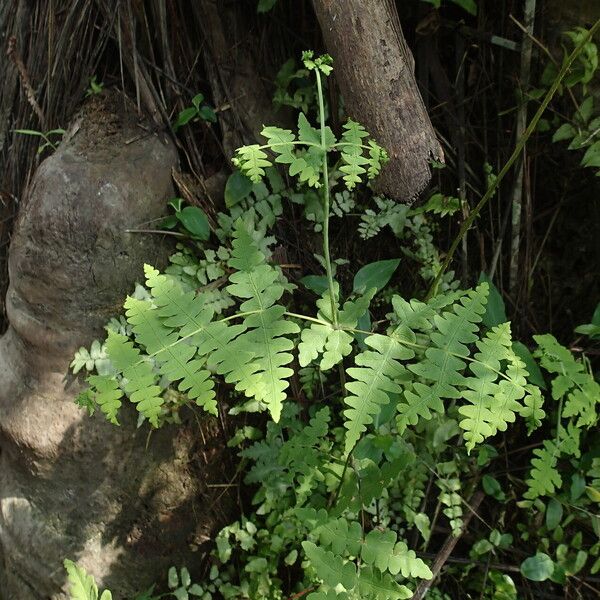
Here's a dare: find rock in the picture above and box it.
[0,93,230,598]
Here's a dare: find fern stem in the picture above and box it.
[284,311,330,326]
[329,439,359,509]
[315,69,338,327]
[288,312,523,386]
[426,18,600,300]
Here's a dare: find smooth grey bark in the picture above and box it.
[312,0,443,203]
[0,94,229,599]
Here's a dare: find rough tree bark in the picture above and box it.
[312,0,443,203]
[0,94,231,599]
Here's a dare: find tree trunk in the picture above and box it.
[312,0,443,203]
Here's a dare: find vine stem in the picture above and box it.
[315,69,338,327]
[426,18,600,300]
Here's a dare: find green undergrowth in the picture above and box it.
[67,52,600,600]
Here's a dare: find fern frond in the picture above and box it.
[562,382,599,428]
[361,529,432,579]
[397,285,488,432]
[437,476,463,536]
[224,221,300,421]
[279,407,331,481]
[519,386,546,434]
[367,140,388,178]
[124,293,217,415]
[232,144,272,182]
[312,517,362,557]
[298,288,374,372]
[524,440,562,499]
[104,331,163,426]
[338,120,387,189]
[357,567,413,600]
[344,334,413,454]
[302,541,357,590]
[261,126,296,160]
[64,559,112,600]
[87,374,123,425]
[458,323,525,451]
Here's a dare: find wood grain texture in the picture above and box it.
[313,0,443,203]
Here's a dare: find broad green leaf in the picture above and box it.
[173,107,197,132]
[191,93,204,109]
[582,141,600,168]
[577,96,594,124]
[451,0,477,15]
[520,553,555,581]
[257,0,278,13]
[552,123,577,142]
[353,259,400,294]
[478,272,507,327]
[482,474,505,501]
[225,171,253,207]
[301,275,329,295]
[546,498,563,530]
[198,105,216,123]
[512,341,546,388]
[168,566,179,588]
[176,206,210,240]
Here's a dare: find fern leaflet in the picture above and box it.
[397,284,488,432]
[344,334,413,454]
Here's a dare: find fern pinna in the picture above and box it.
[80,220,299,425]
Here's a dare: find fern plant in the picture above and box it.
[72,52,561,599]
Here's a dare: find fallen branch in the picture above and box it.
[412,490,485,600]
[6,36,47,129]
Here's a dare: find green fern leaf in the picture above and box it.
[313,518,362,556]
[145,265,214,336]
[307,591,344,600]
[519,386,546,434]
[298,288,374,371]
[64,559,112,600]
[389,541,433,579]
[459,323,525,451]
[141,262,251,414]
[302,541,357,590]
[261,125,296,161]
[322,329,354,370]
[357,567,413,600]
[563,382,599,428]
[298,112,335,147]
[87,375,122,425]
[344,334,413,454]
[124,294,217,415]
[390,295,435,335]
[339,153,370,190]
[232,144,272,182]
[524,440,562,499]
[105,331,163,426]
[279,408,331,488]
[397,285,488,432]
[367,140,388,178]
[361,530,432,579]
[225,221,300,421]
[298,324,330,367]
